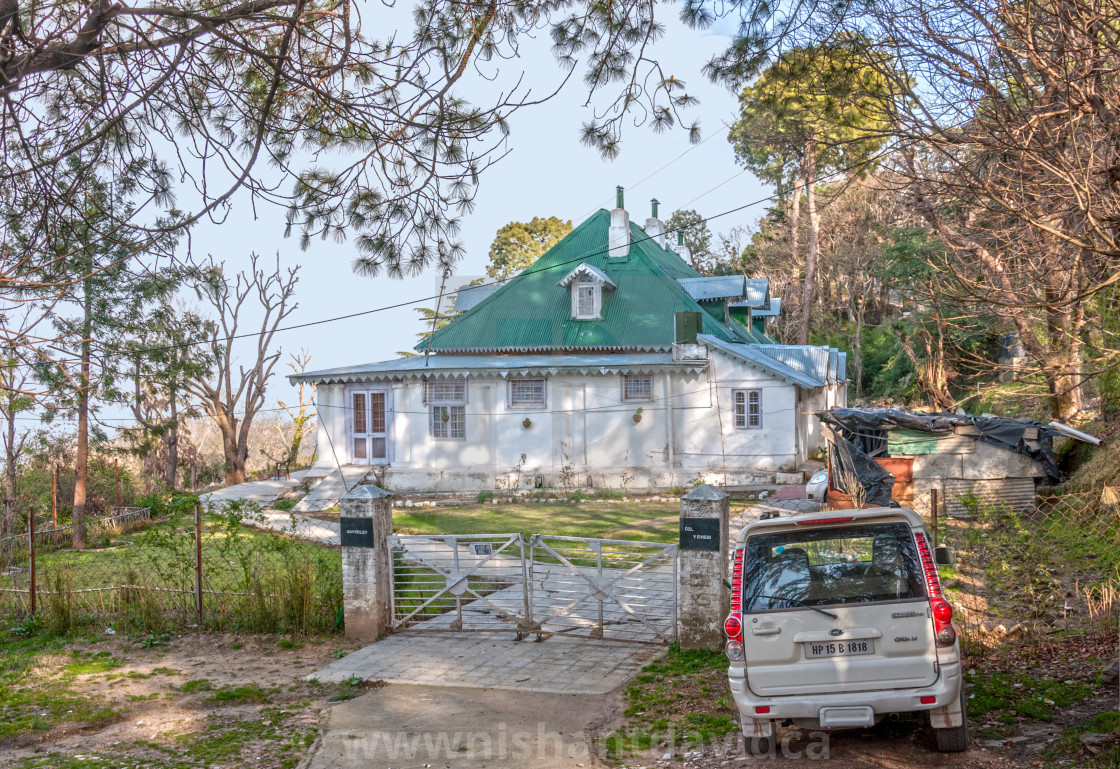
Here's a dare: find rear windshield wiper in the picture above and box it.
[751,595,838,619]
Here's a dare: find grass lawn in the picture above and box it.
[391,499,684,542]
[602,644,738,758]
[1,512,342,634]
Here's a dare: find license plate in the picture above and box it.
[804,639,874,658]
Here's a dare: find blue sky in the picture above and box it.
[182,9,770,413]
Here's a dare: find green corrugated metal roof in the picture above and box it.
[420,210,747,353]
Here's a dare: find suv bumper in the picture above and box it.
[727,659,963,735]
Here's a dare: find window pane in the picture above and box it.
[623,375,652,401]
[352,393,367,434]
[576,285,595,317]
[430,406,447,438]
[509,378,545,406]
[352,437,368,459]
[449,405,466,438]
[743,523,925,610]
[430,405,465,439]
[425,381,466,403]
[370,437,387,459]
[369,392,386,433]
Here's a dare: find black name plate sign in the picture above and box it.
[340,517,375,548]
[680,518,721,551]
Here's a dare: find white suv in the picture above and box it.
[725,507,968,754]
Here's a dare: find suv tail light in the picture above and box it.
[726,548,745,659]
[915,531,957,646]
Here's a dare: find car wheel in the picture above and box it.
[935,686,969,753]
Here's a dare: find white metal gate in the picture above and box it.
[388,533,677,643]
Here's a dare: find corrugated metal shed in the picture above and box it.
[837,351,848,382]
[943,477,1037,517]
[452,284,501,313]
[677,276,745,301]
[290,353,708,385]
[420,210,744,353]
[699,335,825,388]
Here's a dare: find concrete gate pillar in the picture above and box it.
[339,485,393,641]
[677,484,730,650]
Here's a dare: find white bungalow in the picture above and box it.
[291,198,847,493]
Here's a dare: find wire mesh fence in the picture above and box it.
[932,486,1120,657]
[0,501,342,635]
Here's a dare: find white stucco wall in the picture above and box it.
[308,350,828,491]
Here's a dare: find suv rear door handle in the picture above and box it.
[752,627,781,636]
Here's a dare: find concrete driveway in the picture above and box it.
[305,684,621,768]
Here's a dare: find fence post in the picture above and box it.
[677,484,730,650]
[931,488,939,549]
[51,466,58,528]
[340,485,393,641]
[115,459,120,510]
[194,500,203,627]
[28,510,36,615]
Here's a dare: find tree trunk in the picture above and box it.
[2,409,16,541]
[164,396,179,490]
[219,412,246,486]
[72,290,91,550]
[799,140,820,345]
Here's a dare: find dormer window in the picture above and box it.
[574,281,599,319]
[558,262,616,321]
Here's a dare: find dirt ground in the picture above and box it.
[613,692,1119,769]
[4,627,1116,768]
[4,631,368,769]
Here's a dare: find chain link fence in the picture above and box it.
[933,486,1119,657]
[0,501,342,635]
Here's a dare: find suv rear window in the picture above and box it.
[742,522,926,612]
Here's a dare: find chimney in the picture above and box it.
[608,185,630,259]
[644,198,667,248]
[675,229,692,265]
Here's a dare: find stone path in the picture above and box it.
[309,630,660,695]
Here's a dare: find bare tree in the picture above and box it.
[262,350,316,473]
[187,253,298,486]
[706,0,1120,419]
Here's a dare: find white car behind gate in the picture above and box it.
[725,506,967,754]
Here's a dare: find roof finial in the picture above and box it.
[651,198,659,218]
[616,185,624,209]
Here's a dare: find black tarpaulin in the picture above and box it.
[828,433,896,507]
[817,407,1065,485]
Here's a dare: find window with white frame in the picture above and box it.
[572,281,599,319]
[733,389,762,429]
[423,380,467,404]
[424,380,467,439]
[621,374,653,402]
[508,378,546,408]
